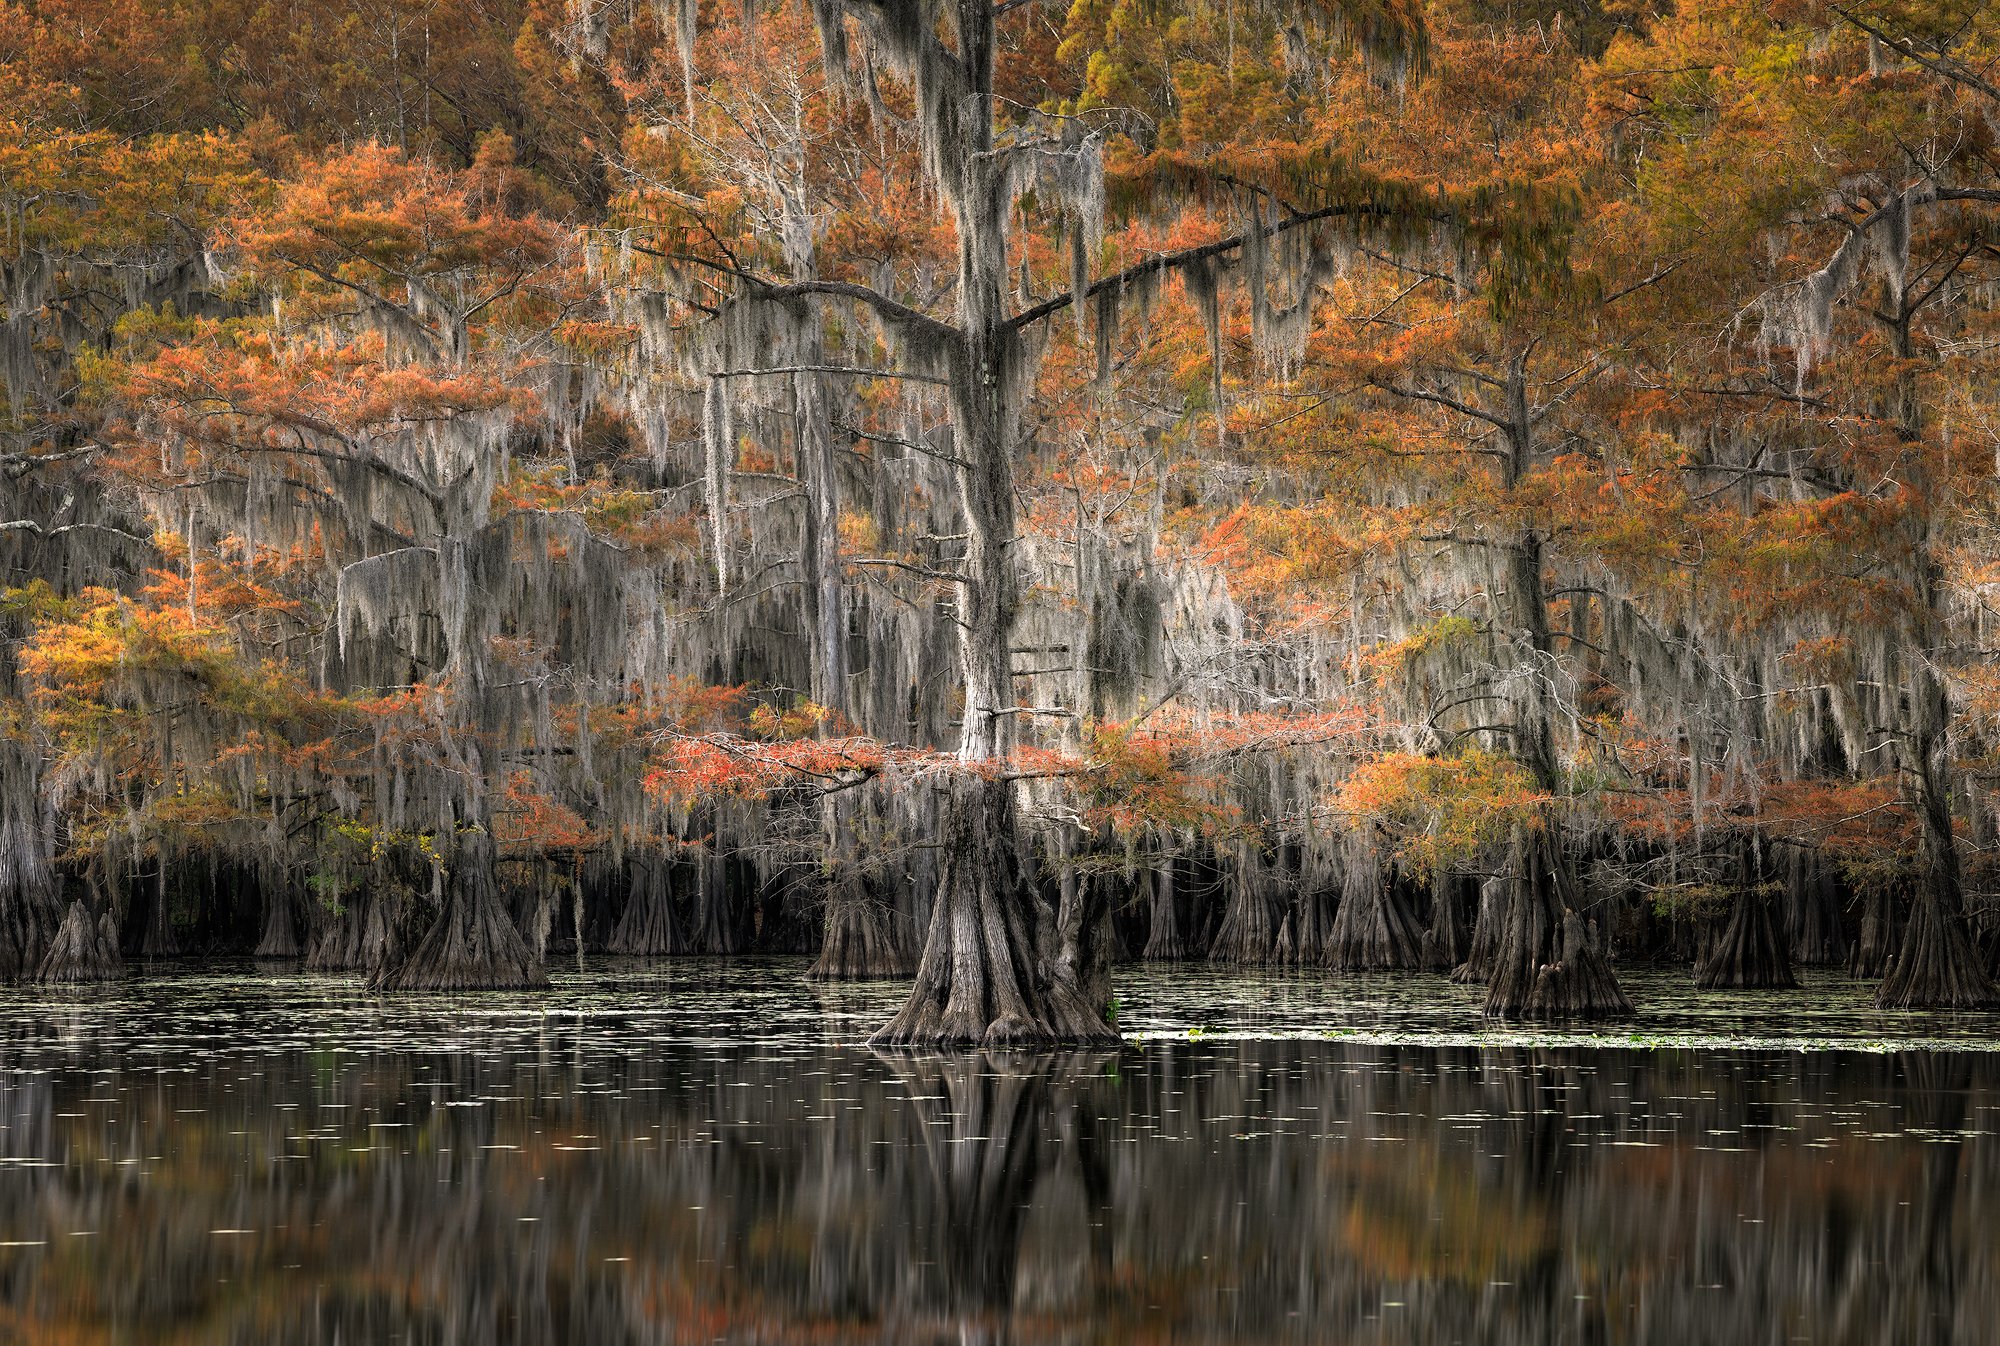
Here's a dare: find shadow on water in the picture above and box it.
[0,960,1997,1341]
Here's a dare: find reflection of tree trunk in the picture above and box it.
[878,1049,1116,1336]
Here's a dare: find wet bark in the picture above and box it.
[870,777,1118,1048]
[369,832,547,992]
[36,899,124,983]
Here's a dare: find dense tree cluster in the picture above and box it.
[5,0,2000,1038]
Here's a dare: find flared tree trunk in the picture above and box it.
[1207,843,1279,964]
[1782,845,1848,966]
[1877,614,1999,1007]
[1485,824,1633,1019]
[1139,857,1189,959]
[1848,880,1903,980]
[307,891,404,972]
[254,887,301,959]
[606,854,684,955]
[370,832,546,991]
[809,868,915,979]
[1452,874,1505,984]
[138,864,178,958]
[36,899,123,983]
[1473,375,1634,1018]
[1422,872,1472,973]
[1695,885,1797,989]
[684,844,743,955]
[1282,885,1336,965]
[1325,837,1422,971]
[810,795,912,978]
[0,743,61,982]
[870,777,1118,1047]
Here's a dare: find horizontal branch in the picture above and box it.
[708,364,951,386]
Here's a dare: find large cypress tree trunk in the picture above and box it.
[871,776,1117,1046]
[1781,844,1848,966]
[0,741,61,982]
[867,0,1115,1046]
[1207,842,1279,964]
[1421,871,1472,972]
[1324,836,1423,971]
[1482,536,1632,1016]
[1478,379,1633,1018]
[1877,588,1998,1007]
[36,899,123,983]
[606,853,684,955]
[1695,888,1796,989]
[1452,874,1505,984]
[1484,824,1633,1019]
[1139,855,1189,959]
[369,831,546,992]
[254,886,301,959]
[809,867,915,979]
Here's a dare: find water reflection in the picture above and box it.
[0,968,1996,1342]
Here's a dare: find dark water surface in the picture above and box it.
[3,960,1999,1343]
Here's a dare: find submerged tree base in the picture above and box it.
[1695,888,1797,990]
[870,777,1119,1049]
[807,872,914,980]
[369,835,548,992]
[1876,890,2000,1010]
[1484,827,1634,1021]
[36,900,123,983]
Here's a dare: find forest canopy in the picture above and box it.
[5,0,2000,1041]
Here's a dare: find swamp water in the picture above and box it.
[0,960,1997,1343]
